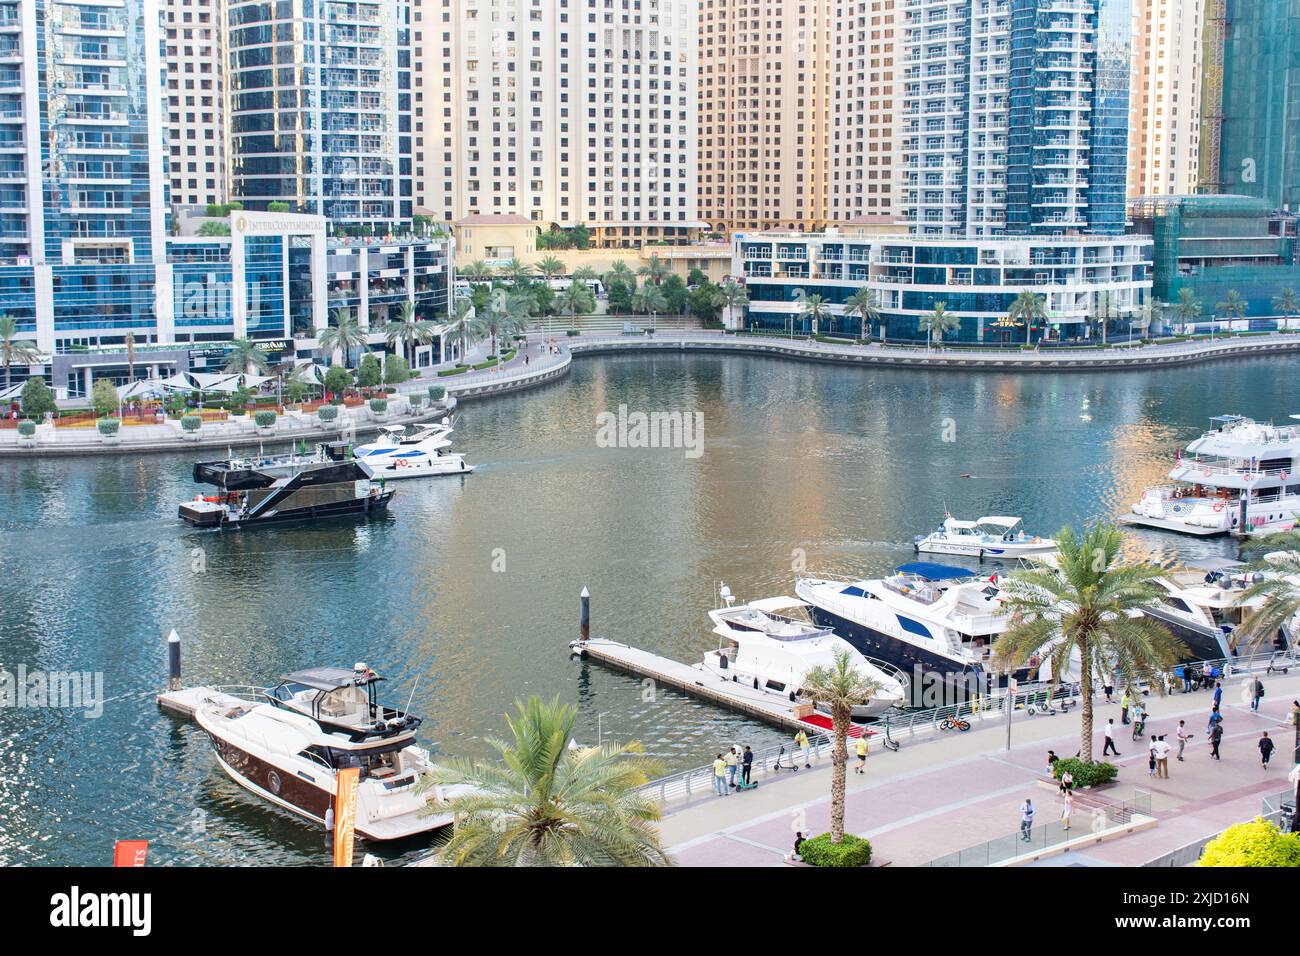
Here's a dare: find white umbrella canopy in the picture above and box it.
[189,371,242,393]
[290,362,330,385]
[0,382,24,401]
[116,380,161,400]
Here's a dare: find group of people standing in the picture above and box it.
[712,745,754,795]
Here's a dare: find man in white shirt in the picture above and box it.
[1102,718,1120,756]
[1153,735,1171,778]
[1176,720,1193,762]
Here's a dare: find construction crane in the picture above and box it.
[1198,0,1228,193]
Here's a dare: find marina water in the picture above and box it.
[0,351,1293,865]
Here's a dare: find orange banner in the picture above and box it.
[333,767,361,868]
[113,840,149,867]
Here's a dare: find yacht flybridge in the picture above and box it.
[1124,415,1300,537]
[193,665,471,841]
[795,562,1035,703]
[702,587,907,717]
[353,420,474,479]
[1145,557,1292,660]
[915,514,1058,560]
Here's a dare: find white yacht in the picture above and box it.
[915,515,1058,560]
[701,587,907,718]
[1147,557,1293,660]
[1124,414,1300,537]
[795,562,1045,704]
[353,420,473,479]
[193,665,471,841]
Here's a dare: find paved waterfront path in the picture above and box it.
[562,328,1300,371]
[662,673,1300,866]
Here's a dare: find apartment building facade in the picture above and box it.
[164,0,228,209]
[1126,0,1202,198]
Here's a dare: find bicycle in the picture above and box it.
[939,715,971,732]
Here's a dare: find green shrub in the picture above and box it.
[1052,758,1118,789]
[90,379,118,418]
[97,418,120,436]
[428,385,445,402]
[180,414,202,432]
[357,353,382,388]
[20,377,56,419]
[1199,818,1300,867]
[368,398,388,413]
[437,366,470,377]
[408,393,423,408]
[383,354,410,384]
[267,201,290,213]
[254,410,277,428]
[566,329,581,336]
[316,404,338,422]
[799,833,872,868]
[472,357,499,370]
[16,419,35,437]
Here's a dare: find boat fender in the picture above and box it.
[788,690,797,702]
[753,677,759,690]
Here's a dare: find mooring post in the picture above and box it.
[167,629,182,691]
[579,586,590,644]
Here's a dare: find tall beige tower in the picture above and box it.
[414,0,701,248]
[1128,0,1204,198]
[163,0,227,209]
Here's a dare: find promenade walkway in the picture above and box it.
[662,673,1300,867]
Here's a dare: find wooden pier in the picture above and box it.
[573,638,864,737]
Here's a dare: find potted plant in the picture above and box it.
[428,385,445,405]
[180,414,202,440]
[16,419,36,447]
[408,392,424,410]
[254,409,277,435]
[97,417,120,444]
[317,404,339,424]
[368,397,389,420]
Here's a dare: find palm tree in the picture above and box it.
[1173,288,1201,335]
[448,297,488,363]
[1273,288,1299,328]
[844,287,881,342]
[124,331,137,382]
[637,255,669,286]
[319,307,368,367]
[459,260,494,283]
[223,336,271,375]
[801,651,881,845]
[0,315,39,389]
[384,301,437,368]
[1092,290,1113,346]
[556,279,596,326]
[799,293,830,338]
[631,284,667,327]
[1234,533,1300,650]
[718,279,749,330]
[1217,289,1247,332]
[414,696,670,866]
[1007,289,1047,346]
[571,266,599,287]
[992,524,1187,764]
[918,301,960,349]
[497,258,533,284]
[604,260,635,290]
[535,256,565,283]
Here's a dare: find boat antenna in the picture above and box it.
[401,673,421,719]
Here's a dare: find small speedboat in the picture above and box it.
[914,514,1057,559]
[353,421,473,478]
[701,586,908,718]
[193,664,472,841]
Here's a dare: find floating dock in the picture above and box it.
[572,638,867,738]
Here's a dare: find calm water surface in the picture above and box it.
[1,352,1296,865]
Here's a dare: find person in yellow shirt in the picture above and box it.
[794,729,811,768]
[713,754,729,796]
[854,734,869,774]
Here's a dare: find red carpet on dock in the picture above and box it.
[799,713,875,738]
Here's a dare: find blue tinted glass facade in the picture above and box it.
[1088,0,1131,235]
[172,242,234,330]
[244,235,286,337]
[51,265,157,331]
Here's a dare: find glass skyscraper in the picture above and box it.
[901,0,1132,238]
[227,0,413,229]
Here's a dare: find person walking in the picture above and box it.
[1155,735,1171,778]
[1147,735,1158,777]
[1046,749,1059,776]
[1104,674,1115,704]
[1250,677,1264,713]
[1102,718,1121,756]
[1120,687,1132,725]
[742,745,753,786]
[1259,731,1276,769]
[713,754,728,796]
[1176,720,1193,761]
[1207,705,1223,736]
[1060,790,1074,832]
[1058,768,1074,796]
[1019,798,1036,842]
[795,728,811,768]
[724,747,739,788]
[854,734,868,774]
[1213,680,1223,710]
[1209,721,1223,760]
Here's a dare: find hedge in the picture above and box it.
[181,415,202,432]
[16,419,35,437]
[97,418,120,436]
[368,398,388,413]
[1198,818,1300,867]
[317,405,338,422]
[437,366,470,377]
[428,385,446,401]
[799,833,872,868]
[254,410,277,428]
[408,393,424,407]
[1052,758,1118,789]
[472,357,499,370]
[566,329,581,336]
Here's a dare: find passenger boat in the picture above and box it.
[353,421,474,479]
[914,514,1058,559]
[193,665,470,841]
[179,441,393,528]
[1124,415,1300,537]
[703,586,908,717]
